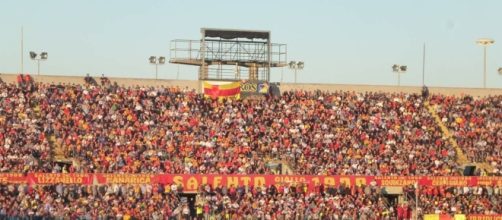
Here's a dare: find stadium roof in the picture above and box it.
[202,28,270,40]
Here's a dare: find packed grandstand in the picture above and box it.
[0,74,501,219]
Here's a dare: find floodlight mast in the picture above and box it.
[289,61,304,83]
[149,56,165,80]
[476,38,495,88]
[392,64,407,86]
[29,51,48,75]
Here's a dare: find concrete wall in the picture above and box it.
[280,83,502,97]
[0,73,199,90]
[1,73,501,97]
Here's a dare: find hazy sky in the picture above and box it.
[1,0,501,88]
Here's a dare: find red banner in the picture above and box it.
[95,174,377,191]
[38,174,502,191]
[0,174,501,189]
[0,173,28,184]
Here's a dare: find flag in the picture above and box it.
[203,81,241,100]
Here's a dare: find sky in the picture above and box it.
[1,0,501,88]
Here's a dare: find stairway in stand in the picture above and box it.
[424,101,469,165]
[265,158,294,175]
[49,135,66,161]
[425,101,494,174]
[475,162,494,174]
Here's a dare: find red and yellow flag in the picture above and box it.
[203,81,240,100]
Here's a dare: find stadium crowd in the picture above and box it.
[0,77,459,176]
[2,182,501,219]
[1,75,501,219]
[403,185,502,216]
[0,183,398,220]
[430,95,502,176]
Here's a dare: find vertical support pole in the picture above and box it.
[155,63,158,80]
[398,72,401,86]
[281,67,284,83]
[177,64,180,80]
[422,44,426,86]
[235,62,238,80]
[295,68,297,84]
[483,46,487,88]
[21,27,24,74]
[415,182,419,220]
[267,32,272,82]
[200,29,206,80]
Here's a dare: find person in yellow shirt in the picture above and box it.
[196,204,203,219]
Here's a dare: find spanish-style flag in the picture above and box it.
[203,81,240,100]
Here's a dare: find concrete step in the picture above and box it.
[475,162,494,174]
[266,159,294,175]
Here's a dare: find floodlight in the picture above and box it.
[498,67,502,75]
[149,56,157,64]
[40,52,48,60]
[158,56,166,64]
[400,66,407,72]
[297,61,304,70]
[30,51,37,59]
[289,61,296,69]
[392,64,400,72]
[476,38,495,46]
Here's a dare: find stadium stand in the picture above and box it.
[0,74,501,219]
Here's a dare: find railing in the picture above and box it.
[404,189,417,206]
[169,39,287,66]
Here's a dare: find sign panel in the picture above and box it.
[240,80,269,99]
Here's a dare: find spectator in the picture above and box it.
[422,85,429,99]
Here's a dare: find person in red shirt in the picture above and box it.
[16,74,24,87]
[404,204,412,220]
[24,74,31,84]
[397,204,405,220]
